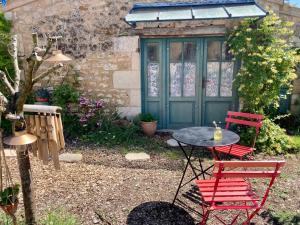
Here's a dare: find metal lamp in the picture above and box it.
[45,50,72,62]
[3,130,37,146]
[45,36,72,62]
[3,120,37,147]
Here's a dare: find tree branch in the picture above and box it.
[4,67,14,84]
[32,63,63,84]
[0,70,15,94]
[12,35,21,92]
[0,91,8,104]
[32,33,38,47]
[32,36,54,75]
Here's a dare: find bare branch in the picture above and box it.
[0,91,8,104]
[0,70,15,94]
[32,63,63,84]
[33,36,54,75]
[12,35,21,92]
[32,33,38,47]
[4,67,14,84]
[5,113,21,121]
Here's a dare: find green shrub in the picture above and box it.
[82,122,142,147]
[0,209,80,225]
[265,210,300,225]
[291,135,300,151]
[0,13,14,98]
[0,184,20,205]
[62,113,83,138]
[139,113,156,122]
[239,118,296,155]
[52,84,79,107]
[51,85,146,146]
[227,13,298,113]
[272,114,300,134]
[40,210,80,225]
[52,84,81,138]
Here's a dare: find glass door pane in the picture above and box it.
[206,40,234,97]
[170,42,196,97]
[170,42,182,97]
[183,42,196,97]
[147,43,160,97]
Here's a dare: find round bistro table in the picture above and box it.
[172,126,240,205]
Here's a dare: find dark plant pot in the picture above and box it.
[141,121,157,137]
[1,200,18,215]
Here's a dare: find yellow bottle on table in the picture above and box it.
[214,127,223,141]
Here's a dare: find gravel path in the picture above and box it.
[6,148,297,225]
[8,151,191,225]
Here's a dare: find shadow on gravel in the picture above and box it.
[126,201,196,225]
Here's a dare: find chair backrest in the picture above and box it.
[212,160,285,207]
[225,111,264,147]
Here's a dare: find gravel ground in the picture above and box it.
[6,147,299,225]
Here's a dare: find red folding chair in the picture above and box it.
[213,111,264,159]
[196,160,285,225]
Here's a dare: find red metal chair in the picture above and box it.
[213,111,264,159]
[195,160,285,225]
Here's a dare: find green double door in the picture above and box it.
[141,38,237,129]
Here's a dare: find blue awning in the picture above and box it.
[125,0,267,26]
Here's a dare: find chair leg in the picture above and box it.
[229,212,241,225]
[242,208,260,225]
[200,208,210,225]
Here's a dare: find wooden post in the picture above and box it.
[16,147,36,225]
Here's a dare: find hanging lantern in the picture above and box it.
[45,50,72,62]
[45,36,72,63]
[3,120,37,147]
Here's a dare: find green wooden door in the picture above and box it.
[166,39,202,128]
[202,38,237,126]
[142,37,236,129]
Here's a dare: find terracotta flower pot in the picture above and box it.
[141,121,157,137]
[1,200,18,215]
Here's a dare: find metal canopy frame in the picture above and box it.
[125,0,268,26]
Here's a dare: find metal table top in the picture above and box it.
[172,126,240,147]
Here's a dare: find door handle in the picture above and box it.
[202,79,207,89]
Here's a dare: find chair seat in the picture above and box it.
[213,144,254,158]
[196,178,259,210]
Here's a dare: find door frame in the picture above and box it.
[141,37,238,129]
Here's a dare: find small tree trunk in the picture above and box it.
[16,148,36,225]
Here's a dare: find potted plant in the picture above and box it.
[35,88,50,105]
[0,184,20,216]
[139,113,157,137]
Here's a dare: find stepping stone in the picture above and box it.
[125,152,150,161]
[166,139,187,147]
[59,153,82,163]
[4,149,17,157]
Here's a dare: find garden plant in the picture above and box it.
[227,12,299,155]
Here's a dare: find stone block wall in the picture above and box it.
[3,0,300,117]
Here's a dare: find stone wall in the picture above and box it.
[3,0,300,116]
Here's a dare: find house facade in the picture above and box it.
[2,0,300,129]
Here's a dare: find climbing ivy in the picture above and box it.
[227,12,299,113]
